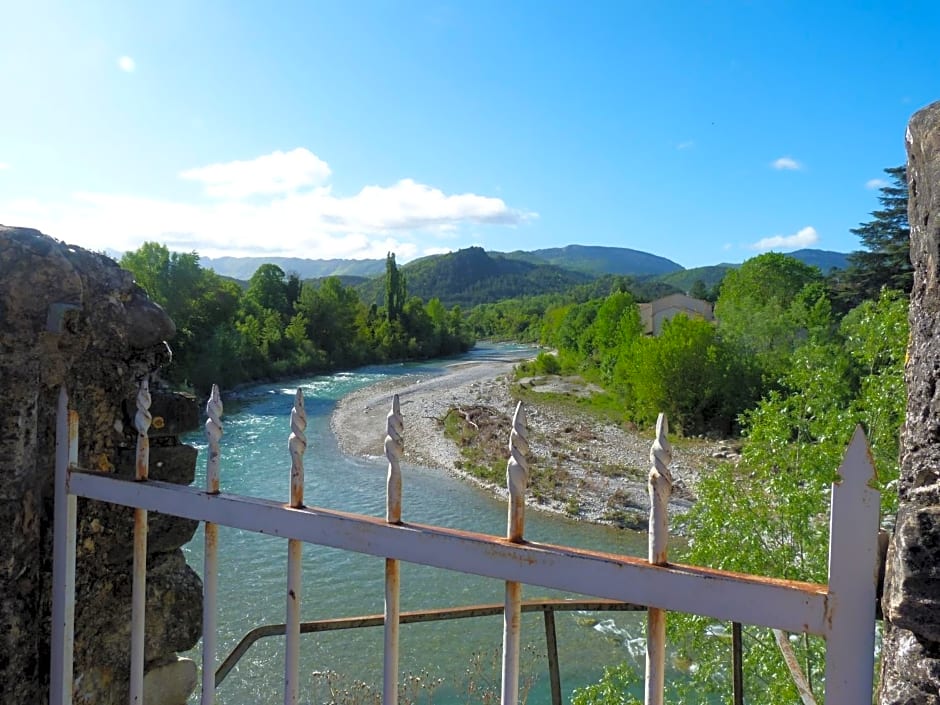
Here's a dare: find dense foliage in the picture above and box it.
[570,167,910,703]
[119,243,473,392]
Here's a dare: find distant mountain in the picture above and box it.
[357,246,593,308]
[193,245,849,306]
[201,255,385,280]
[786,249,850,272]
[654,265,734,294]
[500,244,683,277]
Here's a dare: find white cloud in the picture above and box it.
[866,178,888,190]
[750,226,819,251]
[0,162,9,170]
[676,140,695,151]
[771,156,802,171]
[0,148,535,261]
[180,148,332,199]
[118,56,136,72]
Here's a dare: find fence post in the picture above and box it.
[130,379,151,705]
[284,390,307,705]
[50,387,78,705]
[645,413,672,705]
[384,395,404,705]
[502,402,528,705]
[202,385,223,704]
[823,426,880,705]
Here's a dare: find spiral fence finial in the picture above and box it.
[205,384,223,493]
[289,389,307,508]
[506,402,529,542]
[385,394,405,524]
[650,412,673,487]
[648,412,673,566]
[135,378,152,438]
[134,378,152,480]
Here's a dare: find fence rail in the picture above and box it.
[50,380,881,705]
[214,599,647,699]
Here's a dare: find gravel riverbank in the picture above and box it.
[330,355,731,528]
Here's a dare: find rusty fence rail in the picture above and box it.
[50,381,881,705]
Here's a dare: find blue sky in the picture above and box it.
[1,1,938,269]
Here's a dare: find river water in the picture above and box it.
[182,344,648,704]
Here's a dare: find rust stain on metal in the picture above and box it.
[68,410,79,453]
[205,524,218,552]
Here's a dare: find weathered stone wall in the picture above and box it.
[879,101,940,704]
[0,226,202,705]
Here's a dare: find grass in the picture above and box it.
[442,406,569,505]
[512,384,627,426]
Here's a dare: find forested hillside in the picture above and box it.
[197,244,853,309]
[498,244,683,276]
[356,246,594,308]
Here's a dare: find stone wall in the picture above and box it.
[0,226,202,705]
[879,101,940,704]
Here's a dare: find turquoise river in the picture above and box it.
[182,344,649,704]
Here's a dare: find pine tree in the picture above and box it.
[840,166,911,306]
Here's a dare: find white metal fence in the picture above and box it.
[49,380,881,705]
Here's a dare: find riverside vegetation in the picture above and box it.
[119,167,908,703]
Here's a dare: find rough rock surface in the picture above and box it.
[0,227,202,705]
[879,100,940,704]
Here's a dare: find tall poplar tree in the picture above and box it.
[385,252,406,322]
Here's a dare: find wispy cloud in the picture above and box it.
[0,148,536,260]
[0,162,10,171]
[750,226,819,251]
[771,156,802,171]
[117,56,136,72]
[865,178,888,190]
[676,140,695,151]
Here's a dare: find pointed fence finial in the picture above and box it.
[385,394,404,524]
[288,389,307,509]
[506,402,529,543]
[205,384,223,494]
[823,424,880,704]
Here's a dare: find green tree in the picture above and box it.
[385,252,407,323]
[714,253,824,385]
[839,166,911,307]
[245,263,290,318]
[615,314,750,435]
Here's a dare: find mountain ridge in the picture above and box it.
[198,245,847,281]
